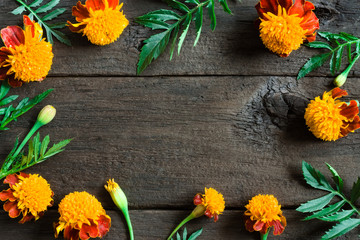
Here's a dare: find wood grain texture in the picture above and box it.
[0,210,357,240]
[0,0,359,76]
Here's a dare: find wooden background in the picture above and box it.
[0,0,360,239]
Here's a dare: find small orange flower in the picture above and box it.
[0,172,54,223]
[255,0,319,56]
[67,0,129,46]
[54,191,111,240]
[0,15,53,87]
[244,194,286,236]
[193,187,225,222]
[305,88,360,141]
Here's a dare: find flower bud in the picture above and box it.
[37,105,56,125]
[105,179,128,211]
[333,72,348,87]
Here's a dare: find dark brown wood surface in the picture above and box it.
[0,0,359,239]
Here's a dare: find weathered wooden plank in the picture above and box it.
[0,0,359,76]
[1,76,359,208]
[0,209,356,239]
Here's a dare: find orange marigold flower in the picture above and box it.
[0,172,54,223]
[305,88,360,141]
[54,191,111,240]
[67,0,129,46]
[255,0,319,57]
[0,15,53,87]
[193,187,225,222]
[244,194,286,238]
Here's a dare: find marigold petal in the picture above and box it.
[73,2,90,22]
[339,100,359,119]
[0,68,9,80]
[0,189,16,201]
[1,26,25,48]
[277,0,293,10]
[253,220,265,231]
[79,219,99,239]
[107,0,119,9]
[245,218,255,232]
[85,0,105,11]
[273,220,285,235]
[341,115,360,137]
[19,212,34,224]
[4,174,20,187]
[8,76,23,88]
[64,226,80,240]
[23,15,35,37]
[258,0,278,13]
[67,21,86,33]
[0,47,11,64]
[4,201,21,218]
[331,87,348,99]
[280,215,287,227]
[97,215,111,237]
[288,0,306,16]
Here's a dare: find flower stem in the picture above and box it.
[13,121,43,158]
[260,231,269,240]
[123,210,134,240]
[167,214,195,240]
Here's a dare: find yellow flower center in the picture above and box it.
[6,38,53,82]
[58,191,106,228]
[12,174,53,216]
[260,6,306,56]
[202,188,225,215]
[245,194,282,223]
[305,91,346,141]
[83,3,128,46]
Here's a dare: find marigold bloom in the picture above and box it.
[255,0,319,56]
[0,172,53,223]
[0,15,53,87]
[68,0,129,46]
[193,187,225,222]
[305,88,360,141]
[54,191,111,240]
[244,194,286,237]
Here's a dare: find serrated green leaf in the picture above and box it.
[330,52,336,75]
[297,193,335,213]
[219,0,232,14]
[297,52,332,80]
[183,227,187,240]
[356,42,360,55]
[50,28,71,46]
[48,22,67,29]
[136,19,171,30]
[137,9,181,21]
[321,218,360,240]
[335,46,344,72]
[169,24,180,60]
[339,32,358,41]
[178,13,192,55]
[29,0,43,7]
[0,95,19,106]
[36,0,60,13]
[318,32,348,42]
[301,161,334,192]
[304,200,346,221]
[42,8,66,21]
[15,98,29,110]
[11,5,26,15]
[194,6,203,46]
[307,41,333,50]
[40,135,50,157]
[33,132,40,162]
[326,163,343,192]
[0,81,11,100]
[44,139,72,158]
[350,177,360,203]
[188,228,203,240]
[163,0,190,12]
[320,210,356,222]
[185,0,200,4]
[207,0,216,31]
[26,138,34,166]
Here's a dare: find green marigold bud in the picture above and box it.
[37,105,56,125]
[334,72,349,87]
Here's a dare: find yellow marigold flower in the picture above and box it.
[54,191,111,240]
[0,15,53,87]
[167,187,225,240]
[67,0,129,46]
[255,0,319,57]
[305,88,360,141]
[0,172,53,223]
[244,194,286,238]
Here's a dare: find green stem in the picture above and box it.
[13,121,43,158]
[334,192,360,216]
[16,0,43,23]
[123,210,134,240]
[167,214,195,240]
[260,231,269,240]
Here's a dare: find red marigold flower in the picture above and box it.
[54,191,111,240]
[244,194,286,239]
[67,0,129,46]
[305,88,360,141]
[0,15,53,87]
[193,187,225,222]
[0,172,54,223]
[255,0,319,57]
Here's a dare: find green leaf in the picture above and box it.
[330,52,336,75]
[169,24,180,60]
[207,0,216,31]
[137,9,181,21]
[47,22,67,29]
[297,193,336,213]
[185,0,200,4]
[307,41,333,50]
[321,218,360,240]
[29,0,44,7]
[350,177,360,203]
[194,6,203,46]
[326,163,343,192]
[0,81,11,100]
[176,232,181,240]
[11,5,26,15]
[178,13,192,55]
[297,52,332,80]
[339,32,358,41]
[0,95,18,106]
[136,19,171,30]
[301,161,334,192]
[40,135,50,157]
[218,0,232,14]
[318,32,348,42]
[183,227,187,239]
[188,228,203,240]
[335,46,344,72]
[41,8,66,21]
[163,0,190,12]
[319,210,356,222]
[36,0,60,13]
[304,200,346,221]
[50,28,71,46]
[137,29,173,74]
[44,139,72,159]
